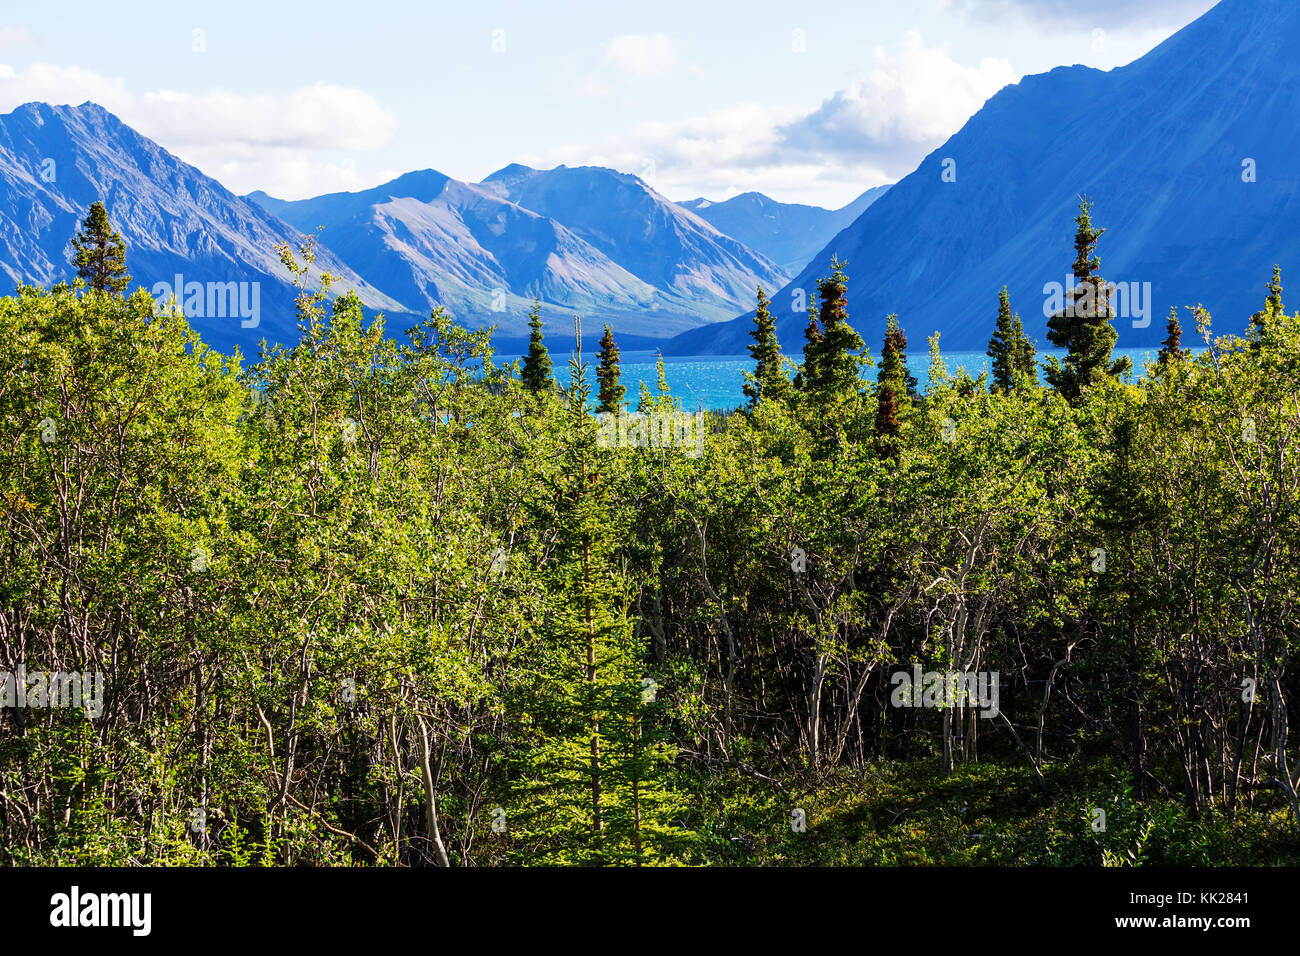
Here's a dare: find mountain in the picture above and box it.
[477,164,788,320]
[249,169,686,340]
[252,163,788,342]
[0,102,786,353]
[0,101,403,355]
[667,0,1299,356]
[678,185,890,275]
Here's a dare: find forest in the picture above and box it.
[2,199,1299,867]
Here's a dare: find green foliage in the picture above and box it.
[794,297,822,393]
[521,299,555,394]
[1044,197,1130,402]
[744,285,791,407]
[70,200,131,295]
[6,227,1300,869]
[1156,305,1185,368]
[988,286,1036,392]
[803,257,865,398]
[1249,265,1285,346]
[595,324,625,413]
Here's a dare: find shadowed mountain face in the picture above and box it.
[0,101,403,355]
[678,185,890,276]
[667,0,1300,356]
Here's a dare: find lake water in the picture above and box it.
[498,348,1172,411]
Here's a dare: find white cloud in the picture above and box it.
[602,33,681,79]
[141,85,397,152]
[566,33,703,96]
[530,32,1017,209]
[940,0,1215,27]
[0,62,132,114]
[0,27,38,53]
[779,32,1017,158]
[0,63,397,197]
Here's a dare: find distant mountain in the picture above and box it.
[678,185,889,275]
[249,169,686,340]
[0,101,402,355]
[668,0,1298,356]
[0,102,790,353]
[251,163,788,341]
[478,164,788,320]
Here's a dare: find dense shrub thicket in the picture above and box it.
[4,214,1300,866]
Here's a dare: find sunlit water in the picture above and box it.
[497,348,1176,411]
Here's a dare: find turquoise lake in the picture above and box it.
[498,348,1173,411]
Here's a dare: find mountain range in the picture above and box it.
[0,101,840,353]
[0,99,900,355]
[249,163,801,345]
[0,101,403,353]
[679,185,889,275]
[0,0,1291,359]
[667,0,1298,355]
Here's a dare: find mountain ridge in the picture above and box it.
[666,0,1298,356]
[250,162,788,339]
[677,185,890,275]
[0,100,406,354]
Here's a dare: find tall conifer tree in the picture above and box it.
[877,314,910,402]
[744,285,791,406]
[1012,315,1037,387]
[1044,197,1129,401]
[1156,306,1184,367]
[1249,265,1284,341]
[806,257,864,395]
[515,318,680,864]
[988,287,1036,393]
[521,299,555,394]
[795,297,822,393]
[71,201,130,294]
[596,324,625,413]
[988,287,1018,392]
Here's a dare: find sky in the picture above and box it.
[0,0,1217,208]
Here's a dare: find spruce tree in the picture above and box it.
[795,298,822,393]
[873,385,904,444]
[989,287,1037,392]
[744,285,791,406]
[877,314,910,403]
[1267,264,1283,314]
[1248,265,1283,341]
[515,318,680,864]
[988,287,1018,393]
[1156,306,1184,366]
[806,257,864,395]
[70,200,130,294]
[600,678,689,865]
[520,299,555,394]
[878,312,918,400]
[596,324,625,413]
[1044,197,1129,402]
[1012,314,1037,387]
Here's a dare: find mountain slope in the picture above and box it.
[678,185,889,275]
[667,0,1299,355]
[254,163,790,339]
[250,170,699,339]
[479,164,788,319]
[0,101,403,354]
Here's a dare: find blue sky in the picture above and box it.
[0,0,1216,207]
